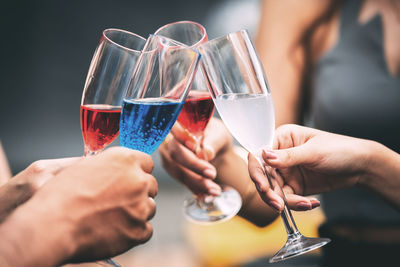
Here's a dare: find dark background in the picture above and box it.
[0,0,220,173]
[0,0,260,175]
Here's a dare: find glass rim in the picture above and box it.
[198,29,249,50]
[143,34,200,56]
[154,20,207,48]
[102,28,146,53]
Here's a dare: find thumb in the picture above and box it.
[262,146,307,169]
[170,122,197,149]
[198,137,217,161]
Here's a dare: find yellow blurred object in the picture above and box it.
[185,207,326,266]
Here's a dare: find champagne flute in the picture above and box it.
[199,30,331,263]
[119,34,200,156]
[155,21,242,223]
[80,28,146,267]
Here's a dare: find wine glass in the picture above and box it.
[119,34,200,156]
[199,30,331,263]
[155,21,242,223]
[80,28,146,267]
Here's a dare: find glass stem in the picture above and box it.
[280,194,300,237]
[84,148,100,157]
[256,156,300,237]
[194,133,216,210]
[196,195,215,211]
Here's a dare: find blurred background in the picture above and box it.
[1,0,325,266]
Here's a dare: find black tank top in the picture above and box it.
[309,0,400,224]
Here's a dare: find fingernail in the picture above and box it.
[209,187,221,196]
[185,140,196,151]
[296,201,312,211]
[203,168,217,179]
[263,150,278,160]
[268,201,282,212]
[310,198,321,208]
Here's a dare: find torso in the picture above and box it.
[307,0,400,224]
[311,0,400,77]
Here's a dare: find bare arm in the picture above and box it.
[0,147,157,266]
[251,124,400,211]
[159,119,318,227]
[256,0,331,126]
[0,142,11,186]
[362,142,400,210]
[0,157,80,223]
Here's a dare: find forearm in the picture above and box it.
[361,141,400,210]
[0,196,74,267]
[0,142,12,186]
[211,146,278,227]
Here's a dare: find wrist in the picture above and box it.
[212,145,254,202]
[360,140,400,191]
[0,193,76,266]
[357,140,381,187]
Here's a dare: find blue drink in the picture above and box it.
[120,98,185,154]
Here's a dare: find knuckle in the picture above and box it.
[150,176,158,196]
[147,199,156,220]
[140,223,154,243]
[135,176,148,191]
[28,160,47,174]
[169,147,180,162]
[147,158,154,173]
[137,202,150,221]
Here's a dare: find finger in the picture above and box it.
[248,153,272,192]
[138,153,154,174]
[168,139,217,179]
[201,119,231,161]
[248,153,284,211]
[160,148,221,196]
[146,175,158,199]
[170,122,197,148]
[159,146,181,179]
[262,147,308,169]
[175,164,221,196]
[284,193,321,211]
[280,185,320,211]
[137,222,153,244]
[109,147,154,174]
[29,157,82,175]
[147,197,156,221]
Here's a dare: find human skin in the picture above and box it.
[248,124,400,212]
[0,157,81,223]
[159,118,319,227]
[0,147,158,267]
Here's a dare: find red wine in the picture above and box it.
[80,104,121,153]
[178,90,214,136]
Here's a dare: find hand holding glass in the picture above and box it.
[199,30,330,263]
[80,28,146,267]
[155,21,242,223]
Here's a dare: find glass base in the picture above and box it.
[269,232,331,263]
[183,185,242,224]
